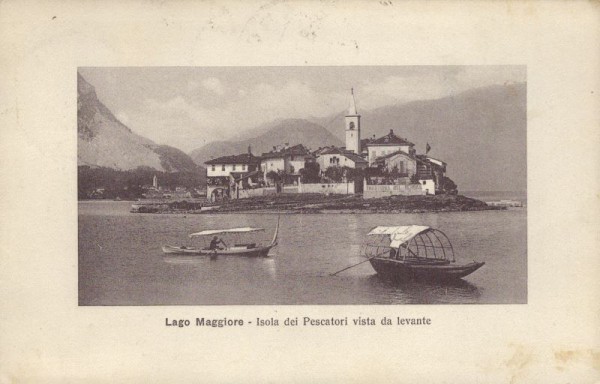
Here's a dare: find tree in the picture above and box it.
[345,167,365,183]
[324,166,345,182]
[266,170,280,182]
[77,166,206,200]
[389,165,400,177]
[299,162,321,183]
[440,176,458,194]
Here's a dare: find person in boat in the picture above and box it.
[209,236,226,250]
[389,248,397,260]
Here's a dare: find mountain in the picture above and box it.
[78,73,200,173]
[189,118,343,165]
[314,83,527,192]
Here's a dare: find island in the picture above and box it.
[130,193,502,214]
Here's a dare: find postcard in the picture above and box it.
[1,1,598,383]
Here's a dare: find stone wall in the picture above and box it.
[298,182,355,195]
[363,182,424,199]
[231,183,354,199]
[236,187,277,199]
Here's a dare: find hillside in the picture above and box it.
[78,73,201,174]
[314,83,527,192]
[190,118,343,164]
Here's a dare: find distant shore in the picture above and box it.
[124,193,505,214]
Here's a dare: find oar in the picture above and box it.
[330,249,390,276]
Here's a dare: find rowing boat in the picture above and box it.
[363,225,484,281]
[162,216,279,257]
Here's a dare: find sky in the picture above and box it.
[78,66,526,152]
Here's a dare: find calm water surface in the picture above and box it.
[79,200,526,305]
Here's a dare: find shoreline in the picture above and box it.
[122,193,508,214]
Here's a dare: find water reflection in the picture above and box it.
[366,275,482,304]
[162,254,278,278]
[162,255,215,265]
[263,257,277,278]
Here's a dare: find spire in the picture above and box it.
[348,87,358,115]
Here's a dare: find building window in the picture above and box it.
[211,165,215,171]
[233,164,237,171]
[242,164,246,171]
[222,165,225,171]
[291,155,294,161]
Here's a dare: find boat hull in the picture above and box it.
[369,258,484,281]
[162,245,273,257]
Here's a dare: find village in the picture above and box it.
[125,89,500,214]
[204,89,454,202]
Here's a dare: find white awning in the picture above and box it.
[189,227,265,237]
[367,225,431,248]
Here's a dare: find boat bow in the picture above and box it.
[270,215,280,247]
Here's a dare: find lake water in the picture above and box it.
[79,199,527,305]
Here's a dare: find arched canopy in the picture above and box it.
[364,225,455,262]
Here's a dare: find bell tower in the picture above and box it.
[345,88,361,154]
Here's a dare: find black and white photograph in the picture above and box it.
[78,66,527,305]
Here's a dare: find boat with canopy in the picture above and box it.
[162,217,279,257]
[361,225,484,281]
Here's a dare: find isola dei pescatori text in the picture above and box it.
[165,316,432,328]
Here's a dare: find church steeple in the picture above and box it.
[345,88,361,154]
[348,87,358,115]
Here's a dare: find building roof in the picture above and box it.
[344,152,369,164]
[366,129,415,147]
[424,156,447,166]
[318,146,368,163]
[375,150,416,163]
[319,147,345,155]
[313,146,338,156]
[416,155,447,168]
[261,144,311,159]
[205,153,261,165]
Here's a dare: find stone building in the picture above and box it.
[260,144,313,185]
[204,150,261,200]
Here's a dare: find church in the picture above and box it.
[204,88,452,200]
[315,88,449,195]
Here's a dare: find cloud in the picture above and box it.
[202,77,224,95]
[132,80,347,149]
[118,66,525,151]
[359,66,525,109]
